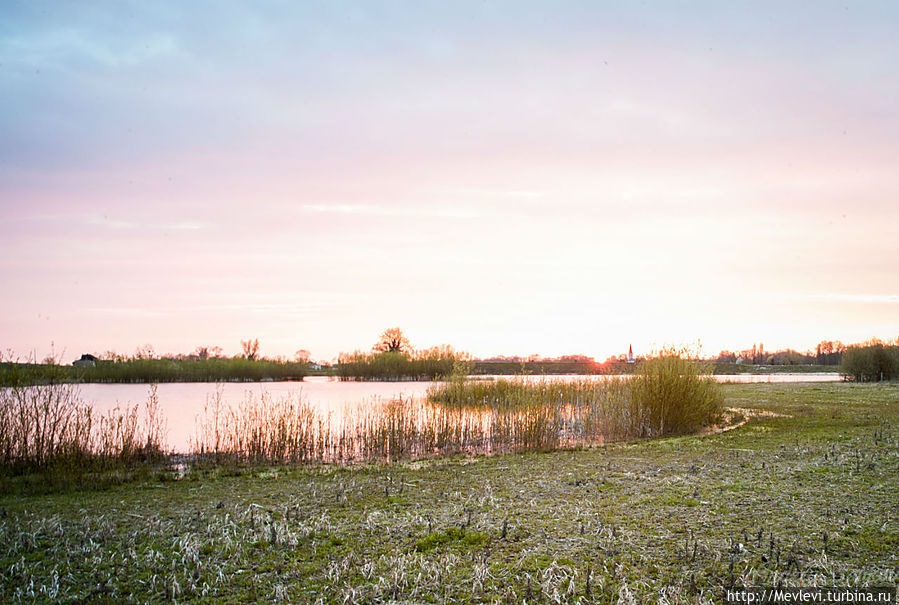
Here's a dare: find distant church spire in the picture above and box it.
[627,344,635,364]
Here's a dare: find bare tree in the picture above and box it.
[241,338,260,361]
[373,327,411,355]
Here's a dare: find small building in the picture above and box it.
[73,353,97,368]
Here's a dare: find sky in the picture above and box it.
[2,1,898,364]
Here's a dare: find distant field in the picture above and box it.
[710,363,841,375]
[2,382,896,602]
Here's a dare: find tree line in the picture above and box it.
[3,332,898,385]
[713,341,847,366]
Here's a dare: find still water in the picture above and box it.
[77,373,842,452]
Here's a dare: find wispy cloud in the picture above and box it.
[502,190,545,199]
[800,293,899,304]
[167,222,205,231]
[20,214,207,232]
[86,216,135,230]
[3,29,178,69]
[86,302,329,319]
[302,204,477,218]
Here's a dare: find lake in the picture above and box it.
[76,373,842,452]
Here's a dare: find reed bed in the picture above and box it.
[0,381,167,476]
[190,388,589,465]
[192,388,328,464]
[336,349,467,381]
[191,393,493,464]
[189,363,720,466]
[0,357,309,386]
[430,354,723,440]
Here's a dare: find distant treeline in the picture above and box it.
[0,357,308,386]
[4,333,897,385]
[713,341,846,366]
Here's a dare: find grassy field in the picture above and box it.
[1,382,897,603]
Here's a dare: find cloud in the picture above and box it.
[167,222,204,231]
[800,293,899,304]
[301,204,477,219]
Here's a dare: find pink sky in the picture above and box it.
[2,2,898,363]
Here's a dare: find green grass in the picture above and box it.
[1,382,897,602]
[416,527,488,552]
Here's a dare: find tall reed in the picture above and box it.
[192,388,325,464]
[0,377,169,475]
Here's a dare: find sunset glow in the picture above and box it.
[2,2,898,363]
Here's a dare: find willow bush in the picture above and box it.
[628,353,722,437]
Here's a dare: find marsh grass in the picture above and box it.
[0,365,170,491]
[192,388,326,464]
[189,354,722,466]
[430,353,723,442]
[189,388,576,466]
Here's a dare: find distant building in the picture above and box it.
[627,345,635,364]
[73,353,97,368]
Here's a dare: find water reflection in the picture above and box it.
[78,373,842,455]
